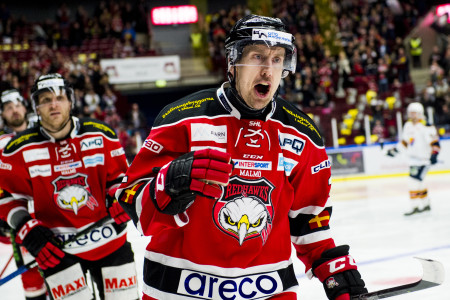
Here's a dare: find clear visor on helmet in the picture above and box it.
[228,29,296,78]
[32,86,69,110]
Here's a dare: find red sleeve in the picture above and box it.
[0,149,31,223]
[287,136,335,273]
[104,138,129,198]
[116,122,190,235]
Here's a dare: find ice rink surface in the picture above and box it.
[0,172,449,299]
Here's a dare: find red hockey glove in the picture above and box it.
[150,149,233,215]
[312,245,367,300]
[15,219,65,270]
[108,199,131,225]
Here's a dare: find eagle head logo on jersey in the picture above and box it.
[52,174,99,215]
[213,176,275,245]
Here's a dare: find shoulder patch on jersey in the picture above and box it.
[161,97,215,120]
[281,106,321,138]
[79,118,117,138]
[272,100,324,147]
[4,129,41,153]
[153,88,226,126]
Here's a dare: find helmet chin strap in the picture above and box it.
[40,114,72,134]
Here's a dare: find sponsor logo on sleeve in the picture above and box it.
[311,159,331,174]
[0,159,12,170]
[277,154,297,176]
[178,269,283,299]
[29,164,52,178]
[110,147,125,157]
[143,139,163,153]
[82,154,104,167]
[191,123,227,143]
[278,131,305,155]
[80,137,103,151]
[23,148,50,163]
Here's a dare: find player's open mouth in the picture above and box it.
[254,83,270,97]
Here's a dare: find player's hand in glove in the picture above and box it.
[15,219,65,270]
[108,199,131,225]
[150,149,233,215]
[386,148,399,157]
[312,245,367,300]
[430,152,438,165]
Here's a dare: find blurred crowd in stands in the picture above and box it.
[206,0,450,146]
[0,1,151,161]
[1,0,450,149]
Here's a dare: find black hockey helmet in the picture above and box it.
[0,89,26,112]
[30,73,74,113]
[225,14,297,78]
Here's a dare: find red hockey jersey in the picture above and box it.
[117,83,336,299]
[0,117,129,261]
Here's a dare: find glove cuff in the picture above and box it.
[313,255,358,282]
[16,219,43,244]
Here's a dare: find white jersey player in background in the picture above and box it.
[387,102,440,216]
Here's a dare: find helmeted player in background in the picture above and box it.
[387,102,440,216]
[116,14,367,300]
[0,89,47,300]
[0,74,139,300]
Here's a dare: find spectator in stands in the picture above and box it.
[126,102,147,140]
[122,22,136,44]
[372,119,387,144]
[428,45,442,66]
[83,84,101,115]
[395,47,410,83]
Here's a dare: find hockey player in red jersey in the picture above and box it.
[0,74,138,300]
[117,14,367,300]
[0,89,47,300]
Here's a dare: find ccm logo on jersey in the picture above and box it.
[143,139,163,153]
[278,131,305,155]
[311,159,331,174]
[178,270,283,299]
[243,154,263,160]
[80,136,103,151]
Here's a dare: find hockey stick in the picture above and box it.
[352,257,444,299]
[0,254,14,278]
[0,216,112,286]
